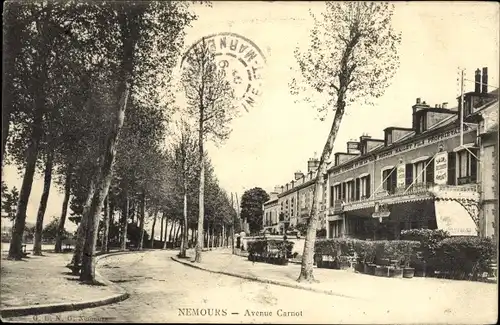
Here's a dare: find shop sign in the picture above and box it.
[396,164,406,189]
[434,151,448,185]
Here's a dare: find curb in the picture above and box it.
[0,250,147,319]
[170,256,362,300]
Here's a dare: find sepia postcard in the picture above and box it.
[1,1,498,324]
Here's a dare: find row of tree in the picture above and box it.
[2,0,241,283]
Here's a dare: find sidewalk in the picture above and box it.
[174,249,497,317]
[0,250,127,317]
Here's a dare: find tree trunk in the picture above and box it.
[8,112,43,260]
[150,209,157,249]
[138,192,146,250]
[101,195,110,253]
[175,221,182,245]
[160,213,164,248]
[168,220,175,243]
[80,72,131,283]
[195,121,205,262]
[211,225,215,249]
[121,192,129,251]
[70,169,99,273]
[33,150,55,256]
[163,216,169,249]
[298,100,345,283]
[55,164,72,253]
[179,187,188,257]
[222,224,225,248]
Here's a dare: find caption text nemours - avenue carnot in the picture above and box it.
[178,308,303,317]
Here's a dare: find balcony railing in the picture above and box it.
[457,176,476,185]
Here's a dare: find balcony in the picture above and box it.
[340,182,479,212]
[457,176,476,185]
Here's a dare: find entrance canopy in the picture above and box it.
[434,200,478,236]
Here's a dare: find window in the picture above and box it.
[342,183,347,201]
[358,175,371,199]
[414,161,426,184]
[457,149,478,184]
[333,184,341,201]
[425,158,434,185]
[382,168,397,194]
[345,180,355,202]
[405,163,413,186]
[329,186,334,207]
[290,198,294,217]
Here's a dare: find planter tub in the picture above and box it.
[356,262,364,273]
[388,267,403,278]
[375,266,389,277]
[366,263,376,275]
[403,267,415,279]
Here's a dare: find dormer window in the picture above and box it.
[385,132,393,146]
[418,114,427,133]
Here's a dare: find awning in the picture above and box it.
[381,165,394,172]
[434,200,478,236]
[410,156,430,164]
[453,143,477,152]
[327,214,343,222]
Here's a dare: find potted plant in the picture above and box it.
[374,265,388,277]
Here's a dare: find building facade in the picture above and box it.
[262,191,279,234]
[325,69,498,239]
[263,158,328,235]
[263,67,497,240]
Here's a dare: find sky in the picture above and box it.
[2,1,499,234]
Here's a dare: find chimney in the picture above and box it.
[416,98,421,104]
[475,68,481,93]
[307,158,319,173]
[442,102,448,109]
[274,185,281,193]
[482,67,488,93]
[294,171,304,180]
[359,134,371,142]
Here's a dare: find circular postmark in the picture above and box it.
[181,32,267,112]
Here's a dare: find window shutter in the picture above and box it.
[390,169,397,193]
[366,175,371,197]
[329,186,334,207]
[355,178,360,200]
[448,152,456,185]
[405,163,413,186]
[470,149,478,182]
[426,158,434,185]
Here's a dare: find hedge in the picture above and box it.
[432,236,496,280]
[247,239,294,260]
[314,239,420,268]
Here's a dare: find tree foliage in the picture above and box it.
[240,187,270,234]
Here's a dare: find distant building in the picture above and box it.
[263,158,328,235]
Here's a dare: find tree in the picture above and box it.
[43,217,71,242]
[181,38,237,263]
[1,183,19,221]
[170,120,199,257]
[290,2,401,282]
[240,187,270,234]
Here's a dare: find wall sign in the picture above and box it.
[434,151,448,185]
[396,164,406,189]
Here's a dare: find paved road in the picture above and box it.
[3,250,496,324]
